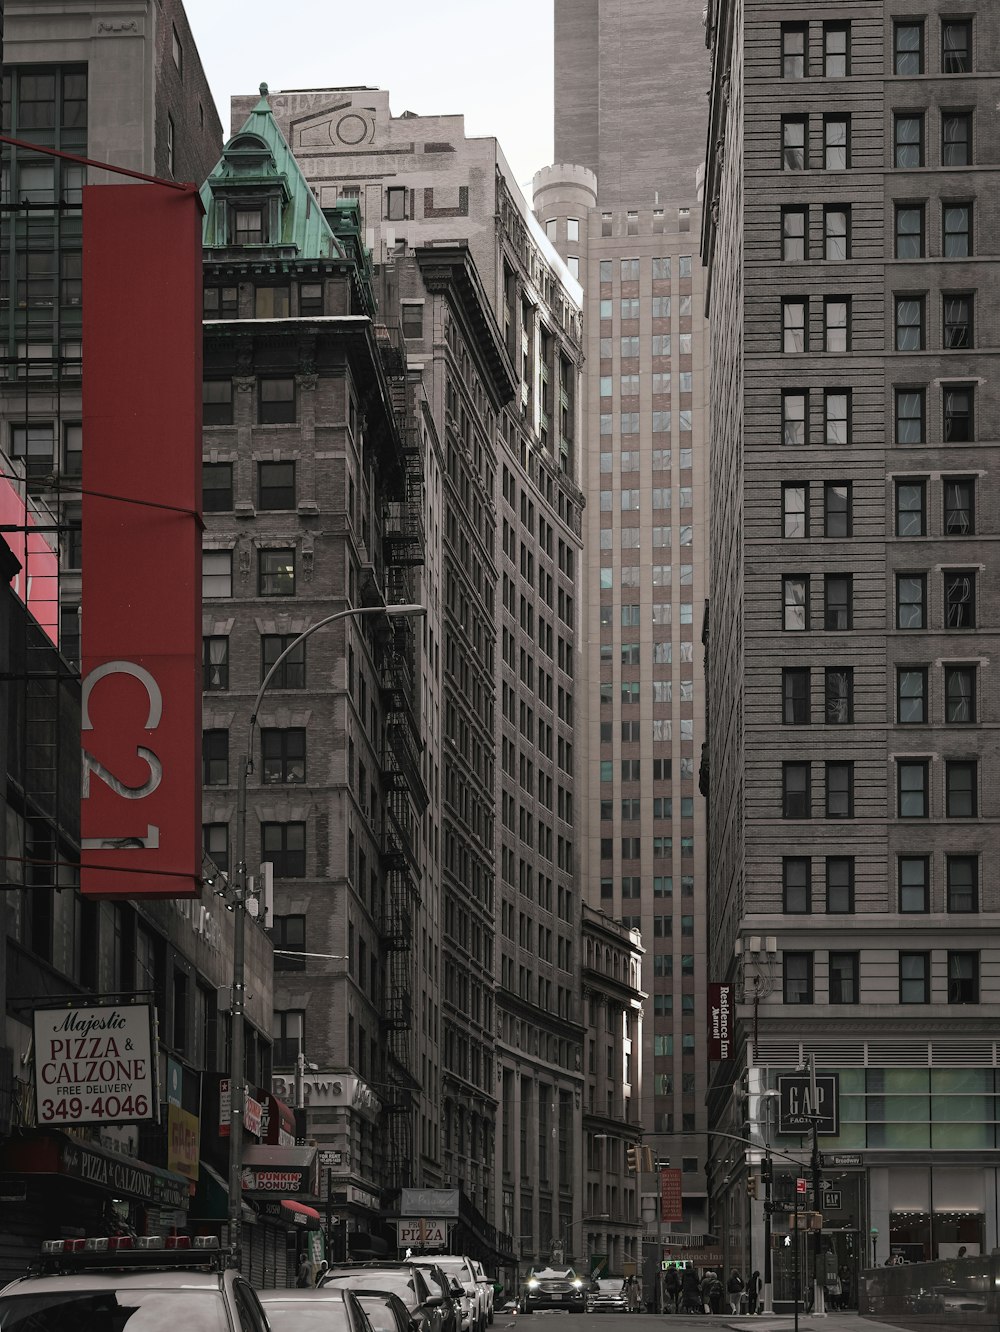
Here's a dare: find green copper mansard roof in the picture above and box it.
[200,84,345,260]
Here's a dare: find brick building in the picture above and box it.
[702,0,1000,1298]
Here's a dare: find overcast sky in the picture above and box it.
[182,0,555,196]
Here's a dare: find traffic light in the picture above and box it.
[747,1174,759,1200]
[760,1157,773,1184]
[641,1146,655,1172]
[626,1146,639,1173]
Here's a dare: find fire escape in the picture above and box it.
[376,323,427,1189]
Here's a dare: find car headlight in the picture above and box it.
[572,1281,583,1290]
[527,1280,539,1290]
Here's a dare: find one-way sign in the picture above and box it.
[777,1073,840,1135]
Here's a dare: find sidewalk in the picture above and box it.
[724,1315,898,1332]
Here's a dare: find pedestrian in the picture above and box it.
[682,1265,702,1314]
[837,1266,851,1310]
[727,1270,744,1314]
[315,1259,329,1287]
[700,1269,714,1314]
[748,1271,762,1316]
[296,1254,311,1287]
[824,1268,842,1311]
[958,1247,968,1258]
[664,1264,681,1314]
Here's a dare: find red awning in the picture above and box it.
[281,1199,321,1227]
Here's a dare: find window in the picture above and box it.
[829,952,858,1004]
[783,575,809,630]
[943,478,974,534]
[679,255,692,277]
[203,379,233,426]
[204,285,238,318]
[895,204,924,258]
[567,218,579,241]
[822,481,850,537]
[601,212,612,237]
[259,377,296,424]
[825,667,853,723]
[894,21,923,74]
[897,667,927,723]
[826,857,854,912]
[944,664,975,723]
[945,760,976,817]
[782,207,807,260]
[233,207,264,244]
[272,1009,305,1067]
[567,256,579,278]
[202,729,229,786]
[258,548,295,596]
[897,759,928,817]
[782,762,811,818]
[943,295,972,350]
[896,388,925,444]
[943,204,972,257]
[781,24,807,77]
[782,299,807,352]
[262,728,306,784]
[943,384,974,442]
[783,483,808,537]
[944,569,975,628]
[825,390,849,444]
[824,115,849,169]
[824,298,849,351]
[300,282,323,315]
[203,636,229,691]
[824,573,852,630]
[947,855,978,911]
[899,857,928,912]
[783,953,813,1004]
[942,113,971,167]
[941,19,971,74]
[257,461,296,510]
[202,550,232,598]
[895,479,926,535]
[62,424,82,477]
[824,207,850,259]
[273,915,306,971]
[783,858,811,912]
[10,424,54,481]
[620,258,640,281]
[782,117,807,169]
[948,952,978,1004]
[203,823,229,875]
[386,186,407,220]
[896,573,925,629]
[401,303,423,339]
[262,822,306,877]
[895,295,924,351]
[894,114,924,167]
[824,23,849,76]
[826,761,853,817]
[626,211,638,236]
[171,23,183,72]
[783,667,810,724]
[166,113,175,174]
[900,953,930,1003]
[782,391,807,446]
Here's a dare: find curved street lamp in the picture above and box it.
[226,602,426,1263]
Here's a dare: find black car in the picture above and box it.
[358,1290,423,1332]
[521,1269,587,1314]
[320,1264,445,1332]
[259,1284,377,1332]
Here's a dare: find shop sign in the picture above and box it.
[707,983,733,1062]
[219,1078,263,1138]
[777,1072,840,1135]
[167,1104,200,1181]
[33,1004,155,1126]
[823,1189,842,1210]
[58,1139,188,1210]
[271,1072,381,1118]
[81,184,203,901]
[826,1153,862,1167]
[399,1188,460,1218]
[660,1167,684,1222]
[0,467,58,645]
[242,1146,318,1197]
[680,1248,723,1266]
[260,1095,296,1147]
[398,1219,448,1247]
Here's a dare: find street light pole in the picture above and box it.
[225,602,425,1266]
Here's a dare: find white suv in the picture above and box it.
[412,1256,483,1332]
[470,1260,494,1325]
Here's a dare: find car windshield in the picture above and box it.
[257,1297,355,1331]
[0,1290,230,1332]
[422,1261,464,1280]
[324,1275,418,1310]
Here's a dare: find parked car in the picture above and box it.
[470,1261,495,1325]
[357,1290,423,1332]
[320,1264,446,1332]
[411,1256,483,1332]
[0,1235,268,1332]
[521,1267,587,1314]
[259,1284,377,1332]
[587,1279,627,1313]
[412,1262,463,1332]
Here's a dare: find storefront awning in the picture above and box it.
[192,1159,254,1222]
[0,1131,189,1211]
[281,1199,321,1228]
[242,1144,318,1199]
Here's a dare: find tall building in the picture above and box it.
[541,0,713,1263]
[230,87,594,1278]
[703,0,1000,1297]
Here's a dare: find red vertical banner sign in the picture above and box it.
[660,1167,684,1222]
[81,184,202,898]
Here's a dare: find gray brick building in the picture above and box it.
[703,0,1000,1299]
